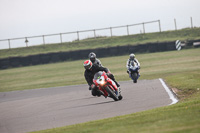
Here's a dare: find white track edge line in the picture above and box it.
[159,78,178,105]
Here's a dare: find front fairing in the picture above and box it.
[93,71,109,96]
[129,60,139,72]
[93,71,107,87]
[129,65,138,72]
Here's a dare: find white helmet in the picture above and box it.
[129,53,135,60]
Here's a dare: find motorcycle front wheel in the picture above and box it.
[131,72,138,83]
[105,86,119,101]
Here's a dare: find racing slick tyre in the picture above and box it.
[132,73,138,83]
[118,95,123,100]
[105,86,119,101]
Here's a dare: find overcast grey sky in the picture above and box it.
[0,0,200,48]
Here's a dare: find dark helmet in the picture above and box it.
[129,53,135,60]
[88,52,96,63]
[83,60,92,70]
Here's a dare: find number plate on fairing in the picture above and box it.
[96,76,105,84]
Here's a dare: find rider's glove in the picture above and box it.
[89,84,96,90]
[107,71,111,74]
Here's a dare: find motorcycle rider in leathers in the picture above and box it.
[126,53,141,77]
[83,60,120,97]
[88,52,102,67]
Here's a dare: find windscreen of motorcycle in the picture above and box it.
[94,71,103,80]
[130,60,136,66]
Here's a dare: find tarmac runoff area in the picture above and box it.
[0,79,178,133]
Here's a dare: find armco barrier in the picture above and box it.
[0,41,197,69]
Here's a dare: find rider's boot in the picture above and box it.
[115,85,122,96]
[115,88,119,96]
[118,87,121,93]
[115,81,121,96]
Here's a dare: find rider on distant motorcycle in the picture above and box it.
[83,60,120,97]
[126,53,140,75]
[88,52,102,67]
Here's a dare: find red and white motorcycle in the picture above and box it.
[93,71,123,101]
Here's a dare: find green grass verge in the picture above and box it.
[0,27,200,59]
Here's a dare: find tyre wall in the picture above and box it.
[0,41,197,69]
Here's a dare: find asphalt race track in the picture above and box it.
[0,79,177,133]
